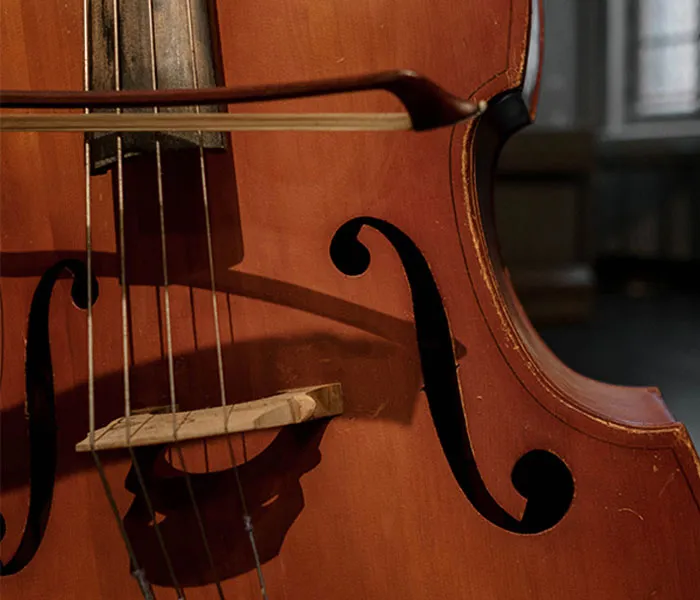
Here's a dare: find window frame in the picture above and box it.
[605,0,700,140]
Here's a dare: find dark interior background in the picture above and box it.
[495,0,700,442]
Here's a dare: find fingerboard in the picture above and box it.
[87,0,226,174]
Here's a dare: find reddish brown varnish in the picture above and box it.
[1,1,699,599]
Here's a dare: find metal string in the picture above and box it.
[84,0,94,452]
[83,1,154,598]
[144,1,227,597]
[80,1,267,596]
[92,1,200,596]
[183,1,268,597]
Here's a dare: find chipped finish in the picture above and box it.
[2,0,700,597]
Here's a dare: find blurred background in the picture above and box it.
[495,0,700,441]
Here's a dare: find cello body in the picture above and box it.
[1,0,699,598]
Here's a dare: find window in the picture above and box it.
[605,0,700,139]
[633,0,700,118]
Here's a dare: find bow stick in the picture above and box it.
[0,70,486,133]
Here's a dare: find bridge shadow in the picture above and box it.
[0,150,466,586]
[124,422,327,587]
[0,332,423,492]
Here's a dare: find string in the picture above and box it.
[84,0,94,453]
[183,1,268,597]
[83,1,154,598]
[79,1,265,596]
[145,1,227,597]
[133,0,197,595]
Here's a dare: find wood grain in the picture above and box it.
[1,0,699,598]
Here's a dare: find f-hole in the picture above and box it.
[0,260,97,575]
[331,218,574,534]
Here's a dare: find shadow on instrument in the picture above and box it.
[0,332,422,492]
[0,251,434,353]
[124,421,327,587]
[0,149,464,582]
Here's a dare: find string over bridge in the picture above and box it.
[76,383,343,452]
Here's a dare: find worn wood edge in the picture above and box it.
[461,119,675,437]
[673,425,700,507]
[0,112,413,133]
[441,0,699,457]
[454,110,700,517]
[451,8,696,447]
[457,111,700,514]
[75,383,343,452]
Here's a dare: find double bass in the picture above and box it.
[1,0,699,597]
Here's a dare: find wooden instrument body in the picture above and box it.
[1,0,699,598]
